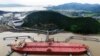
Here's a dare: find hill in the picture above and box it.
[0,10,8,15]
[22,11,100,34]
[47,3,100,13]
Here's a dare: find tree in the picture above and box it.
[22,11,100,34]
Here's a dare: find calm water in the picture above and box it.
[0,7,46,12]
[0,32,100,56]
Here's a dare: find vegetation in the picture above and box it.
[65,17,100,34]
[22,11,100,34]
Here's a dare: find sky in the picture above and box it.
[0,0,100,12]
[0,0,100,6]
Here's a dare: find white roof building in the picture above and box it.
[0,16,3,20]
[3,13,13,17]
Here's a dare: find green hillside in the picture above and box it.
[22,11,100,34]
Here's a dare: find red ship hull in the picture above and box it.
[11,42,88,55]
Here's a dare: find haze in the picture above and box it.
[0,0,100,6]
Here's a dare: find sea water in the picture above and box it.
[0,7,47,12]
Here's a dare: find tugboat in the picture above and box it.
[3,30,93,56]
